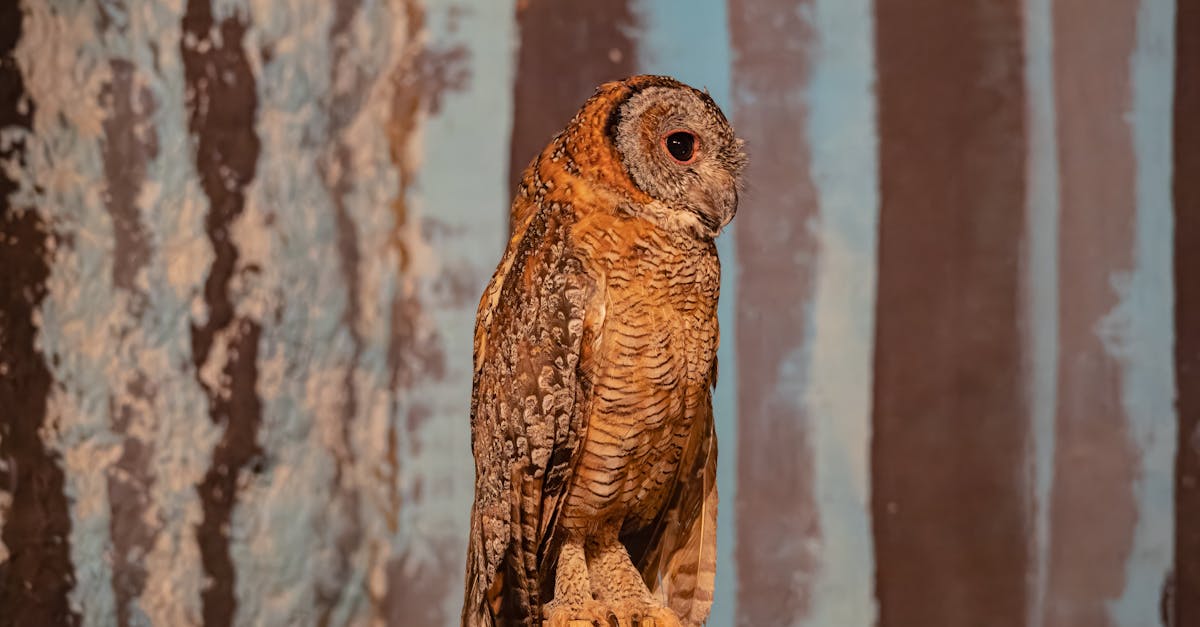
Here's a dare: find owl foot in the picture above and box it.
[607,600,682,627]
[543,597,617,627]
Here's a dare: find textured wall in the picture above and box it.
[0,0,1191,626]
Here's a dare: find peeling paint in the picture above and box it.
[99,49,161,627]
[8,1,125,624]
[0,5,78,622]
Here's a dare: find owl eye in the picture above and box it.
[662,130,699,164]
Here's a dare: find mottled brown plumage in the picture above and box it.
[463,75,745,627]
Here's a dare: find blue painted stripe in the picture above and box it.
[632,3,737,624]
[1110,0,1177,623]
[801,1,879,624]
[412,0,517,621]
[1022,0,1061,624]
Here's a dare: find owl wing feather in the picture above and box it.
[625,380,719,626]
[463,201,598,627]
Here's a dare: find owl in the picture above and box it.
[463,75,746,627]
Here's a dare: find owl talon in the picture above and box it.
[544,598,612,627]
[612,603,681,627]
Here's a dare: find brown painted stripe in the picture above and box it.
[100,57,160,627]
[871,1,1030,625]
[102,59,155,298]
[180,2,264,626]
[0,7,79,625]
[729,1,821,624]
[507,0,636,203]
[1041,2,1139,626]
[1173,0,1200,623]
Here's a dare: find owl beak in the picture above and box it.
[719,187,739,232]
[694,179,738,237]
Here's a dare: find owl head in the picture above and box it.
[536,75,747,240]
[606,76,746,238]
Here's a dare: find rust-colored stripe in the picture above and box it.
[1041,2,1139,626]
[0,8,79,625]
[728,1,821,624]
[1173,0,1200,623]
[180,2,264,626]
[507,0,636,203]
[870,1,1029,625]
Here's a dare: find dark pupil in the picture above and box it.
[666,132,695,162]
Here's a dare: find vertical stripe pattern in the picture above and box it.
[0,1,1189,625]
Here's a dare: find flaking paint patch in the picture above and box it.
[201,2,357,625]
[98,50,163,627]
[224,1,390,623]
[108,2,226,624]
[329,4,413,622]
[368,1,506,623]
[316,1,371,619]
[1109,0,1177,622]
[319,1,422,623]
[11,1,123,623]
[1044,0,1146,623]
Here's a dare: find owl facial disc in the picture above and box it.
[612,83,746,238]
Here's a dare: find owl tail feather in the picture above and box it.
[629,415,718,627]
[658,427,718,626]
